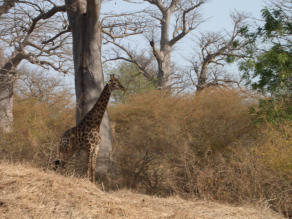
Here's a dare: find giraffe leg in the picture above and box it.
[91,143,100,183]
[88,145,95,182]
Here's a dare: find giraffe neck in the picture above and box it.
[81,83,111,129]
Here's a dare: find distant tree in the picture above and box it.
[16,68,73,104]
[187,13,249,91]
[105,62,155,102]
[238,0,292,124]
[106,0,207,89]
[239,0,292,96]
[0,0,70,132]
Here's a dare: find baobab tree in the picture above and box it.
[106,0,207,89]
[0,0,143,176]
[64,0,110,176]
[0,0,70,132]
[64,0,145,177]
[187,13,250,91]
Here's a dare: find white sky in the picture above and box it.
[103,0,265,31]
[199,0,265,30]
[102,0,266,70]
[21,0,266,91]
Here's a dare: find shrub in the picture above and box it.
[2,84,291,217]
[109,88,254,191]
[0,94,74,167]
[109,88,292,217]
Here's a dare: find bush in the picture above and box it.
[109,88,292,217]
[109,88,254,192]
[2,84,291,217]
[0,94,74,167]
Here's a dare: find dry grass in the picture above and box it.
[0,162,283,219]
[0,95,74,167]
[1,87,291,217]
[109,88,255,193]
[109,88,292,217]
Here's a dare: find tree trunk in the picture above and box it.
[0,78,13,133]
[65,0,112,177]
[0,0,17,17]
[157,48,172,88]
[157,12,172,88]
[0,52,25,132]
[196,63,208,91]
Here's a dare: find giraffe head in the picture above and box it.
[108,74,125,91]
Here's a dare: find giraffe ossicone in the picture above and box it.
[54,74,125,182]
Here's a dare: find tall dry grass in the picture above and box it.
[0,94,74,167]
[1,86,291,217]
[109,88,254,190]
[109,88,292,217]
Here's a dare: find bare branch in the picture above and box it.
[42,27,71,44]
[103,29,143,39]
[145,0,166,12]
[26,55,67,73]
[107,40,155,82]
[149,40,162,62]
[187,13,248,91]
[169,0,179,10]
[27,4,66,35]
[169,0,205,46]
[105,0,207,88]
[0,1,72,76]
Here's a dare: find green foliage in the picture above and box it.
[250,97,292,124]
[105,62,155,102]
[239,1,292,95]
[226,55,235,63]
[261,7,292,37]
[251,45,292,93]
[231,40,239,48]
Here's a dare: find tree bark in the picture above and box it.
[0,52,26,132]
[157,12,172,88]
[157,46,172,88]
[65,0,112,177]
[0,0,17,17]
[196,63,208,91]
[0,77,13,133]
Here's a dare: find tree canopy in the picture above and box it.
[239,0,292,95]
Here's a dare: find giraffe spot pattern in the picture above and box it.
[57,75,124,182]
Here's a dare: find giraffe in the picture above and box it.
[54,74,124,182]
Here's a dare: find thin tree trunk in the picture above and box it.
[157,12,172,88]
[0,79,13,133]
[65,0,112,177]
[157,49,172,88]
[196,64,208,91]
[0,52,25,132]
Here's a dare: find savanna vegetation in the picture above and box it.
[0,0,291,218]
[1,81,291,217]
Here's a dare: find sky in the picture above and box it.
[198,0,265,31]
[103,0,265,31]
[101,0,266,71]
[19,0,267,91]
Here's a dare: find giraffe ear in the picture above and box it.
[110,74,115,80]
